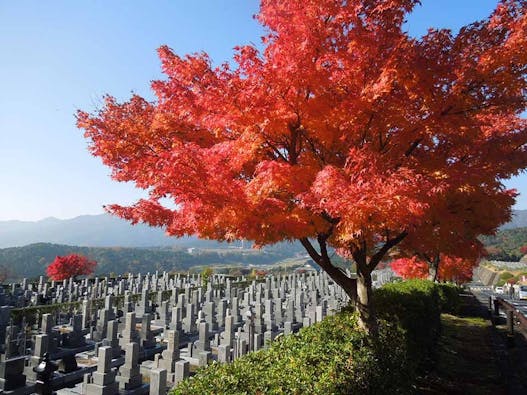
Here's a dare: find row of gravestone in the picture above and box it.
[0,270,356,393]
[0,271,232,308]
[3,265,398,312]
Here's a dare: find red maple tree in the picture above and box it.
[391,255,476,284]
[391,257,429,280]
[439,256,477,284]
[46,254,97,281]
[397,193,497,281]
[77,0,527,332]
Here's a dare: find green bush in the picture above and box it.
[173,312,412,395]
[374,279,441,372]
[499,272,514,280]
[436,282,462,314]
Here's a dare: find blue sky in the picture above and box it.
[0,0,525,221]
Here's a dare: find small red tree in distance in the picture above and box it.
[46,254,97,281]
[391,255,476,284]
[391,257,428,279]
[437,256,477,284]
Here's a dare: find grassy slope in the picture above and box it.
[417,307,505,394]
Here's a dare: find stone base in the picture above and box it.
[85,381,119,395]
[0,356,27,391]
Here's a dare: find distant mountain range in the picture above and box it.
[0,214,226,249]
[500,209,527,230]
[0,210,526,249]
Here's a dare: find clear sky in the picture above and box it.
[0,0,525,221]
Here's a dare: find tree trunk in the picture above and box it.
[428,266,437,282]
[427,255,440,282]
[299,236,379,335]
[300,237,358,302]
[355,267,378,335]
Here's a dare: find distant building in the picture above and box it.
[294,260,319,273]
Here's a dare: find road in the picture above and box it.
[469,283,527,319]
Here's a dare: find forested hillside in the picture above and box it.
[0,243,303,280]
[481,227,527,261]
[2,227,526,280]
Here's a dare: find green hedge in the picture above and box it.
[173,312,412,395]
[374,279,442,372]
[436,282,462,314]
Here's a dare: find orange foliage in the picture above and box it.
[77,1,527,297]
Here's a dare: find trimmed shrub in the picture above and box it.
[374,279,441,372]
[436,282,462,314]
[172,312,412,394]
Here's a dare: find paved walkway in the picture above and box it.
[470,291,527,394]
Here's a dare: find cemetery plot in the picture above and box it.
[0,268,393,393]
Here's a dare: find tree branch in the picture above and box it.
[288,122,301,165]
[368,230,408,270]
[297,126,328,166]
[263,139,288,162]
[359,113,375,147]
[317,234,331,265]
[404,138,422,157]
[300,237,356,295]
[321,211,340,225]
[299,237,321,263]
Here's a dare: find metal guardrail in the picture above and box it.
[493,297,527,331]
